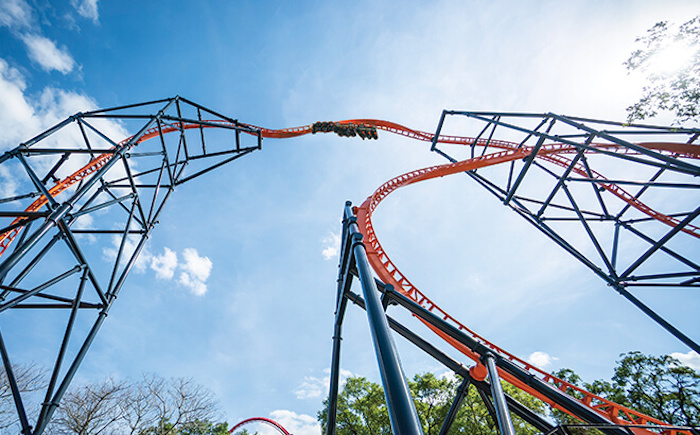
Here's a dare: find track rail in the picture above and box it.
[2,118,697,258]
[229,417,291,435]
[2,115,697,435]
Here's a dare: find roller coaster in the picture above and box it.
[0,96,697,435]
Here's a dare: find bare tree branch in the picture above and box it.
[50,374,221,434]
[0,363,46,432]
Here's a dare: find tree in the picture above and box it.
[318,376,390,434]
[554,351,700,427]
[0,363,46,432]
[625,15,700,124]
[318,372,546,435]
[139,419,228,435]
[610,352,699,426]
[136,375,221,435]
[49,374,226,435]
[52,377,129,435]
[178,420,229,435]
[321,353,700,434]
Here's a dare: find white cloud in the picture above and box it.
[178,272,207,296]
[438,370,458,382]
[71,0,99,23]
[269,410,321,435]
[294,368,352,400]
[103,243,212,296]
[670,351,700,371]
[180,248,212,281]
[0,64,126,152]
[0,165,18,199]
[0,0,32,29]
[527,351,558,369]
[0,58,38,149]
[21,33,76,74]
[178,248,212,296]
[151,247,177,280]
[321,231,340,260]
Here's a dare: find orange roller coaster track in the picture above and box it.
[2,117,697,258]
[353,151,690,434]
[0,97,697,435]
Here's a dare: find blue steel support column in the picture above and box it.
[0,329,32,435]
[345,203,423,435]
[483,353,516,435]
[326,205,355,435]
[326,296,347,435]
[438,376,471,435]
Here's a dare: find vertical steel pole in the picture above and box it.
[438,376,471,435]
[326,295,347,435]
[430,110,447,151]
[36,269,89,432]
[345,204,423,435]
[483,353,516,435]
[326,205,356,435]
[0,328,32,435]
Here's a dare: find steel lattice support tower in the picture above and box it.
[0,96,261,435]
[428,111,699,352]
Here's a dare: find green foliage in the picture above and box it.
[554,351,700,427]
[625,15,700,123]
[410,372,459,434]
[318,376,391,434]
[139,418,228,435]
[611,351,699,426]
[320,353,700,434]
[177,420,228,435]
[318,372,545,435]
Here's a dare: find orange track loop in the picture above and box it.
[354,142,697,434]
[0,117,697,434]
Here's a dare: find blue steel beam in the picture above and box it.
[343,203,423,435]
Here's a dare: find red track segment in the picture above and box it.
[229,417,291,435]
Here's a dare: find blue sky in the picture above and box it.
[1,0,699,433]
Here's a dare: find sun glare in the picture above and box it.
[646,39,696,77]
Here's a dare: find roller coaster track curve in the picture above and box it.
[352,151,688,433]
